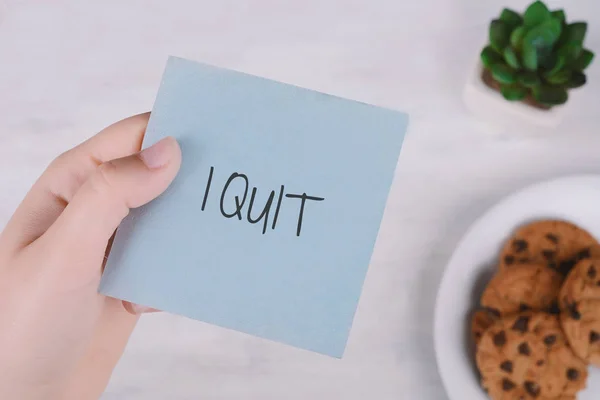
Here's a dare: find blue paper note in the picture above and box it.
[99,57,409,357]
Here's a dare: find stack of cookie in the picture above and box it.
[471,219,600,399]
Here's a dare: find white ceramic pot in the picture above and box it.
[462,60,569,132]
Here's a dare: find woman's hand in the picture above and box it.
[0,113,181,399]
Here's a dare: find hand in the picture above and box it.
[0,113,181,400]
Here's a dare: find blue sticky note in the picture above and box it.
[99,57,408,357]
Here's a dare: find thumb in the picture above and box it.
[43,136,181,250]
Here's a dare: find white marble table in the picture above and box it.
[1,1,600,398]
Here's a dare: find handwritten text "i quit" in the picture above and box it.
[200,167,325,237]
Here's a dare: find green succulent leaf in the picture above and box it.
[523,17,562,50]
[566,71,587,88]
[571,49,595,71]
[501,84,527,101]
[510,26,527,51]
[551,9,566,24]
[480,46,503,68]
[538,51,555,70]
[518,71,540,87]
[544,53,566,77]
[523,1,551,27]
[563,22,588,46]
[500,8,523,28]
[522,42,538,71]
[558,41,583,63]
[489,19,512,52]
[546,69,571,85]
[533,85,568,105]
[491,63,517,84]
[537,47,555,69]
[503,47,521,68]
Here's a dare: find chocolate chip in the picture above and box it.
[524,381,540,397]
[567,368,579,381]
[545,233,559,243]
[559,259,577,275]
[577,248,591,260]
[512,239,528,252]
[568,302,581,320]
[548,302,560,315]
[542,250,555,260]
[518,342,531,356]
[543,335,557,347]
[536,359,544,366]
[519,303,530,312]
[502,378,515,391]
[512,316,530,333]
[500,360,513,373]
[590,331,600,343]
[588,265,597,279]
[504,255,515,265]
[475,332,482,339]
[485,307,501,318]
[493,331,507,347]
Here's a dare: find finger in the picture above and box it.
[0,113,150,255]
[59,297,139,400]
[40,136,181,259]
[122,301,161,314]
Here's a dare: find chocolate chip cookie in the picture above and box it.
[481,263,562,318]
[471,264,562,350]
[535,313,588,398]
[476,312,587,399]
[499,219,600,276]
[560,299,600,367]
[560,258,600,308]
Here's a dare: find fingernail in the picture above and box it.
[131,303,160,314]
[139,137,177,169]
[131,303,158,314]
[123,300,161,314]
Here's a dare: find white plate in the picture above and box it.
[434,174,600,400]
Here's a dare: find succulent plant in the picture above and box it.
[480,0,594,108]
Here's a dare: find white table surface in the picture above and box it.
[1,0,600,399]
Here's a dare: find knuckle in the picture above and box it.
[90,161,119,197]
